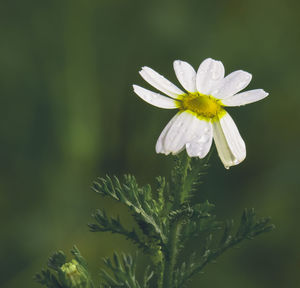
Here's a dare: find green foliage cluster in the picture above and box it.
[35,246,94,288]
[36,154,274,288]
[99,253,153,288]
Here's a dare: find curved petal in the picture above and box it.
[163,111,196,154]
[196,58,225,95]
[221,89,269,107]
[133,85,178,109]
[212,112,246,168]
[186,119,213,158]
[173,60,197,93]
[214,70,252,99]
[156,113,181,154]
[139,66,184,98]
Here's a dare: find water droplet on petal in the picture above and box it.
[212,71,220,80]
[199,135,209,143]
[176,121,183,127]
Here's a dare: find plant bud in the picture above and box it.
[60,259,88,288]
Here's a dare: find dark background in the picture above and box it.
[1,0,299,287]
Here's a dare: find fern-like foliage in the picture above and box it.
[99,253,153,288]
[91,175,168,250]
[173,208,274,287]
[89,209,152,252]
[36,154,274,288]
[35,246,94,288]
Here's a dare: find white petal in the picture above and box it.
[212,112,246,168]
[221,89,269,106]
[133,85,178,109]
[173,60,197,93]
[156,113,180,154]
[214,70,252,99]
[139,66,184,98]
[186,120,213,158]
[196,58,225,95]
[163,111,196,154]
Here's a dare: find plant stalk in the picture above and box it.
[162,154,190,288]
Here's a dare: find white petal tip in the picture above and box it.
[140,66,150,72]
[203,57,215,62]
[222,155,246,169]
[139,67,149,75]
[155,147,170,155]
[173,60,183,66]
[262,90,269,97]
[201,57,223,65]
[197,154,206,159]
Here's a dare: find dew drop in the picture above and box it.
[237,80,248,90]
[200,66,208,73]
[199,135,209,143]
[211,89,220,94]
[212,71,220,80]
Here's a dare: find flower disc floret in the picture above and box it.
[178,93,225,121]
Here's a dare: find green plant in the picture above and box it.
[36,153,274,288]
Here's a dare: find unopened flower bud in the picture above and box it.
[60,259,88,288]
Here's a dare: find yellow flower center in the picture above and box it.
[177,93,225,121]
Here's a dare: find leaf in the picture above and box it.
[176,208,274,287]
[47,251,67,271]
[35,247,94,288]
[100,253,154,288]
[92,175,167,245]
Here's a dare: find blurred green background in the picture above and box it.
[1,0,299,287]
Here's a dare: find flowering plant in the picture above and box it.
[36,59,273,288]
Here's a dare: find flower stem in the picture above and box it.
[162,154,191,288]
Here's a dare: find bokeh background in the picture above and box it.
[1,0,300,287]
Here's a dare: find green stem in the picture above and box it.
[162,154,191,288]
[162,222,181,287]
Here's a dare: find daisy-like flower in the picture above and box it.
[133,58,269,168]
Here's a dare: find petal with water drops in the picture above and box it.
[139,66,184,98]
[186,119,213,158]
[163,112,196,154]
[221,89,269,106]
[173,60,197,93]
[196,58,225,95]
[212,112,246,168]
[133,85,178,109]
[156,113,181,154]
[214,70,252,99]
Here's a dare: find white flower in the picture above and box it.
[133,58,269,168]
